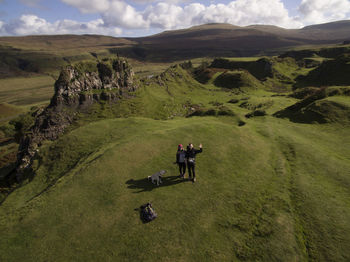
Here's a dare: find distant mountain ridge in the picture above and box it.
[302,20,350,30]
[139,20,350,40]
[126,21,350,60]
[0,20,350,64]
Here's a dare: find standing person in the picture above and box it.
[186,143,203,183]
[176,144,186,179]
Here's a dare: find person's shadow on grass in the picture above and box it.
[126,175,186,193]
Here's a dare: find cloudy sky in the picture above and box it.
[0,0,350,37]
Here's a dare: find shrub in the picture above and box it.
[245,109,266,118]
[74,61,98,76]
[9,113,35,142]
[98,62,113,81]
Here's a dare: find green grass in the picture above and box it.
[1,52,350,261]
[0,76,54,106]
[213,70,263,91]
[1,115,350,261]
[132,61,176,78]
[0,103,25,121]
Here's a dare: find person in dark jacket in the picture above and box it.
[176,144,186,179]
[186,143,202,182]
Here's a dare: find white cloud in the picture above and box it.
[0,20,4,34]
[0,14,122,36]
[3,0,350,36]
[73,0,301,30]
[298,0,350,24]
[102,1,147,28]
[193,0,302,28]
[62,0,147,29]
[141,0,302,29]
[0,0,303,36]
[143,3,184,28]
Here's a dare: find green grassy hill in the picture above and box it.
[295,55,350,87]
[212,70,262,91]
[275,86,350,124]
[1,115,350,261]
[1,57,350,261]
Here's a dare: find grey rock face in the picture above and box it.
[15,59,137,180]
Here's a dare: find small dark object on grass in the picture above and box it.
[245,109,266,118]
[238,120,246,126]
[228,98,239,104]
[140,202,157,223]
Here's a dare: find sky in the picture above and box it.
[0,0,350,37]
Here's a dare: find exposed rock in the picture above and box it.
[15,58,137,181]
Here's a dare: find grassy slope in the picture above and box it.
[1,116,350,261]
[0,63,350,261]
[0,103,24,121]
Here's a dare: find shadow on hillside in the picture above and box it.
[126,175,186,193]
[0,167,38,206]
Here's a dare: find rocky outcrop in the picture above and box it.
[15,59,137,180]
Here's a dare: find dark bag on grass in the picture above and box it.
[140,203,157,223]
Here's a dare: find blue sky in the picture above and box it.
[0,0,349,36]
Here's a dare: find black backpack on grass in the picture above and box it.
[140,203,157,223]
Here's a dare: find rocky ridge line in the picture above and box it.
[15,58,137,180]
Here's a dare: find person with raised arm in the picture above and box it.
[186,143,203,183]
